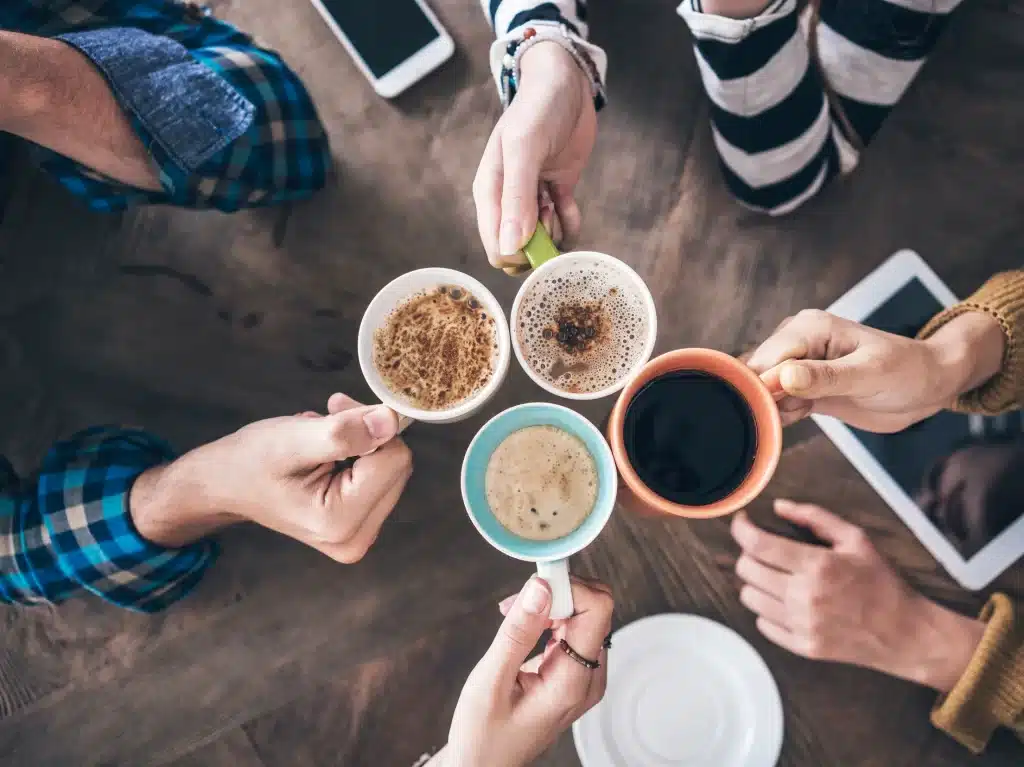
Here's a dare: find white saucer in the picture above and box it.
[572,614,784,767]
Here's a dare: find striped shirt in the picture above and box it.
[483,0,965,215]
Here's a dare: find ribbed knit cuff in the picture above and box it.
[918,271,1024,415]
[931,594,1024,753]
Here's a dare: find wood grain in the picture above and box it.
[0,0,1022,765]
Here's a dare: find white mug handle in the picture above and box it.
[536,558,574,620]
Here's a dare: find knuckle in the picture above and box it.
[796,308,831,326]
[803,635,826,660]
[807,553,834,581]
[332,543,369,564]
[848,528,871,551]
[314,506,359,546]
[591,588,615,617]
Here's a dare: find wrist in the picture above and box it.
[129,452,239,549]
[519,40,592,103]
[698,0,776,18]
[924,311,1005,402]
[902,597,986,693]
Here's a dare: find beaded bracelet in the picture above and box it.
[498,24,607,112]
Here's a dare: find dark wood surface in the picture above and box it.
[1,0,1023,765]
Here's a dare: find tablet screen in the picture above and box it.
[851,278,1024,559]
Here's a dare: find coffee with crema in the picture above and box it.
[485,425,597,541]
[516,260,650,394]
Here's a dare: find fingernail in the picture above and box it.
[363,407,396,440]
[498,595,516,612]
[499,220,522,256]
[775,498,794,510]
[520,578,550,615]
[781,364,812,392]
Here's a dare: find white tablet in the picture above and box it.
[813,250,1024,589]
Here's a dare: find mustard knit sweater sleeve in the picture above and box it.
[918,270,1024,414]
[931,595,1024,752]
[917,271,1024,751]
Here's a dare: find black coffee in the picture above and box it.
[623,371,757,506]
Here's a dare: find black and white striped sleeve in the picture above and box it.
[680,0,965,215]
[679,0,859,216]
[481,1,607,106]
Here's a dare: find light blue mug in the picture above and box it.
[461,403,618,619]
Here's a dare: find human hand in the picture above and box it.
[132,393,413,563]
[745,309,1004,432]
[732,500,984,692]
[437,577,613,767]
[473,41,597,273]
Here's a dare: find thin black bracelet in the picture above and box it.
[559,638,601,670]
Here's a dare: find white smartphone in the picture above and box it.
[308,0,454,98]
[813,250,1024,590]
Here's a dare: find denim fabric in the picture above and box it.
[58,26,254,173]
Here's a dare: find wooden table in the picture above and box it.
[0,1,1022,765]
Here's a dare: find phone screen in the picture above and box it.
[319,0,441,78]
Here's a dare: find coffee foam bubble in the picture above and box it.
[516,260,650,394]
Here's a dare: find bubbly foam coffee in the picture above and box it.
[373,285,497,411]
[485,425,598,541]
[516,262,649,394]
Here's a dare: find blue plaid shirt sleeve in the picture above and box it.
[20,2,331,213]
[0,427,217,613]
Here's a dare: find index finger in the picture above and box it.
[747,310,846,374]
[730,511,819,572]
[473,131,527,270]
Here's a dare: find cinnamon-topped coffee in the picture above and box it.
[373,285,497,411]
[516,261,651,395]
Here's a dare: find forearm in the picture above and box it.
[130,453,240,549]
[924,312,1006,402]
[0,30,161,190]
[699,0,775,18]
[900,597,986,693]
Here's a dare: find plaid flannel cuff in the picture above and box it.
[38,22,329,212]
[1,426,216,613]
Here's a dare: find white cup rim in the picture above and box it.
[357,268,511,422]
[510,251,658,401]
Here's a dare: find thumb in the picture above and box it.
[778,358,861,400]
[288,405,399,464]
[479,578,552,688]
[498,137,543,257]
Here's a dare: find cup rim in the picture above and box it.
[607,349,783,519]
[510,251,658,401]
[460,402,617,563]
[357,268,511,422]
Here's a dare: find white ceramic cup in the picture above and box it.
[358,268,511,424]
[511,240,658,401]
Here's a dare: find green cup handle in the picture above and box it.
[521,221,561,270]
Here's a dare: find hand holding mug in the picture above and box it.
[473,41,596,270]
[731,500,984,692]
[433,577,613,767]
[745,309,1005,432]
[135,393,413,564]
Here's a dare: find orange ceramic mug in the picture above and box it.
[606,349,783,519]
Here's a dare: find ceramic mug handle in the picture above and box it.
[536,558,574,620]
[522,221,561,270]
